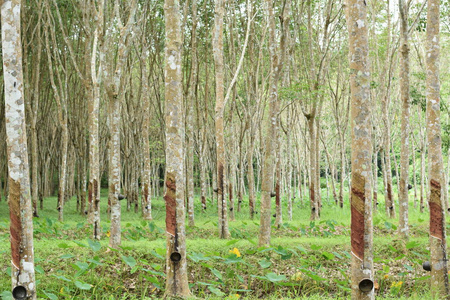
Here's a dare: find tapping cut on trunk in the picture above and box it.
[429,180,443,240]
[164,173,177,237]
[9,180,21,269]
[351,173,366,260]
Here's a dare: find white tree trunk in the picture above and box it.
[2,0,36,297]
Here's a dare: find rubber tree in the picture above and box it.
[398,0,411,242]
[2,0,37,298]
[213,0,230,239]
[345,0,374,299]
[426,0,449,296]
[163,0,191,296]
[104,0,137,249]
[258,0,287,246]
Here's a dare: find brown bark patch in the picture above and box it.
[93,179,99,210]
[351,173,365,260]
[88,181,93,204]
[276,182,280,207]
[351,206,365,260]
[218,163,224,194]
[201,196,206,209]
[387,183,392,204]
[8,179,21,269]
[164,173,176,236]
[143,184,149,203]
[429,180,443,240]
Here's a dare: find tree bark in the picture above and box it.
[141,49,152,221]
[186,0,198,228]
[382,0,395,219]
[398,0,411,242]
[426,0,449,296]
[345,0,374,299]
[2,0,37,297]
[87,0,104,240]
[163,0,191,296]
[258,0,287,246]
[213,0,230,239]
[105,0,137,249]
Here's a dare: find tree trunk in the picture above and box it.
[373,148,378,212]
[213,0,230,239]
[2,0,37,297]
[163,0,191,296]
[398,0,411,242]
[247,134,256,219]
[339,131,346,208]
[346,1,374,299]
[287,126,293,221]
[108,93,121,248]
[275,141,282,228]
[426,0,449,296]
[420,136,426,213]
[258,0,287,246]
[308,117,319,219]
[382,0,395,220]
[412,143,418,208]
[87,1,104,240]
[186,0,198,228]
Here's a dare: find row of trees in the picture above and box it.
[1,0,450,299]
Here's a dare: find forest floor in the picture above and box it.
[0,187,444,299]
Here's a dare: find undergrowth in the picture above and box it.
[0,187,442,299]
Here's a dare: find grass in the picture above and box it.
[0,186,444,299]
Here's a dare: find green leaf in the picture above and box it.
[73,262,89,271]
[224,255,242,264]
[211,268,223,281]
[130,265,139,274]
[296,246,308,254]
[208,286,225,297]
[226,239,239,246]
[406,241,420,249]
[311,244,322,251]
[322,251,335,260]
[87,257,103,266]
[75,280,92,290]
[265,272,286,283]
[53,275,72,282]
[257,246,274,253]
[73,241,88,248]
[404,264,414,272]
[43,290,58,300]
[246,238,257,245]
[0,291,13,300]
[145,276,161,289]
[189,252,210,262]
[35,265,45,274]
[60,254,75,259]
[155,248,166,257]
[151,250,164,260]
[258,259,272,269]
[122,256,137,268]
[87,239,101,252]
[149,222,156,232]
[58,243,71,249]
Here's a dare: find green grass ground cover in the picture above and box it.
[0,188,444,299]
